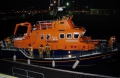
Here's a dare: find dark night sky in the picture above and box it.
[0,0,120,10]
[0,0,50,10]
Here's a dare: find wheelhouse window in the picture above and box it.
[46,34,50,40]
[66,33,72,39]
[40,34,44,40]
[59,33,65,39]
[73,32,80,39]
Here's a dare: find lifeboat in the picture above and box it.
[0,15,120,68]
[0,0,120,68]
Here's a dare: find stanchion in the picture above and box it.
[52,51,55,67]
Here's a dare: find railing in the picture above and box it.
[12,67,45,78]
[1,34,26,48]
[19,49,33,59]
[0,34,24,49]
[17,43,34,59]
[10,64,117,78]
[0,34,35,58]
[0,59,117,78]
[9,34,24,40]
[1,34,33,58]
[36,20,53,24]
[36,20,53,29]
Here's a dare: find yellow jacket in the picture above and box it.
[6,38,11,43]
[45,47,51,52]
[28,46,33,52]
[38,47,44,52]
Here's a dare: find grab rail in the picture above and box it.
[12,67,45,78]
[18,43,33,59]
[36,20,53,29]
[19,49,33,59]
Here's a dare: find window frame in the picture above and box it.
[73,32,80,39]
[40,34,44,40]
[46,34,51,40]
[59,33,65,39]
[66,33,72,39]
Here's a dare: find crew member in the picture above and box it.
[108,36,115,49]
[5,37,11,48]
[0,41,4,48]
[62,16,67,20]
[28,44,33,57]
[45,43,51,58]
[38,44,44,58]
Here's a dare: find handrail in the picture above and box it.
[1,35,33,59]
[19,49,33,59]
[36,20,53,23]
[114,42,120,48]
[6,34,24,41]
[0,34,24,48]
[36,20,53,25]
[18,44,33,57]
[16,42,34,59]
[12,67,45,78]
[36,20,53,29]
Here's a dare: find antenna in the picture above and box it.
[49,0,66,20]
[58,0,60,7]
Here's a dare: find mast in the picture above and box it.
[58,0,60,7]
[49,0,66,20]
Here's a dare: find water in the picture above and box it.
[55,59,120,77]
[0,14,120,77]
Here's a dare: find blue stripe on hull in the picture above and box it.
[33,49,85,56]
[0,50,119,66]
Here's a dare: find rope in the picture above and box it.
[114,42,120,47]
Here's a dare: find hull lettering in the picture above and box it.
[46,41,58,43]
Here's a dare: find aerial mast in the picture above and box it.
[49,0,65,20]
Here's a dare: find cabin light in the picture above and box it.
[68,51,71,54]
[68,55,71,58]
